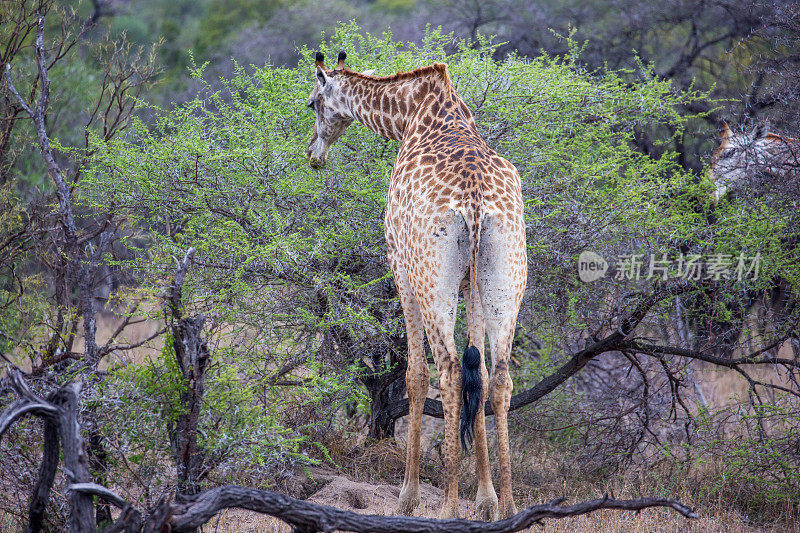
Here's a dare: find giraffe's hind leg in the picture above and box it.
[463,285,498,521]
[478,214,527,520]
[421,304,463,519]
[395,269,428,516]
[411,211,471,519]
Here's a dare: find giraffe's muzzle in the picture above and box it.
[307,136,327,169]
[307,154,326,169]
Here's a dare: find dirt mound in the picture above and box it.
[296,469,471,518]
[306,472,471,517]
[209,469,473,532]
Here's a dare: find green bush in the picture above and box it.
[83,23,799,489]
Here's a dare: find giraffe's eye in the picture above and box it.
[720,149,736,159]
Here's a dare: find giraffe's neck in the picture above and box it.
[339,70,451,142]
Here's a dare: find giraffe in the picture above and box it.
[306,51,527,520]
[710,122,799,203]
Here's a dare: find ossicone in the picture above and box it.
[720,122,732,140]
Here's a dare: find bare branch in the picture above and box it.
[69,482,129,509]
[97,327,168,358]
[100,505,143,533]
[169,247,197,320]
[0,369,58,438]
[98,302,141,353]
[627,341,800,371]
[148,486,695,532]
[5,16,79,246]
[388,281,691,421]
[0,398,57,439]
[3,64,34,115]
[174,248,197,293]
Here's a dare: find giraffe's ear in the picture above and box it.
[362,69,376,76]
[316,65,328,87]
[750,121,769,140]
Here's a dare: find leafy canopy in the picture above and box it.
[83,23,798,475]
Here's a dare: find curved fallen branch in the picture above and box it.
[69,482,129,509]
[69,483,143,533]
[145,485,696,533]
[2,358,697,532]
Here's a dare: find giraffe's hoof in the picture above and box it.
[475,492,499,521]
[396,489,419,516]
[498,498,518,520]
[437,500,460,519]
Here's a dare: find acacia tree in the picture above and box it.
[87,20,798,462]
[0,14,796,530]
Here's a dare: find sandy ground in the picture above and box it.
[200,466,796,533]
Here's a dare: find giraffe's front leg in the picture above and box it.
[396,286,427,516]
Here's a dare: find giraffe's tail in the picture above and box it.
[460,344,482,451]
[460,208,483,452]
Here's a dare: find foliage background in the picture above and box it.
[1,0,799,529]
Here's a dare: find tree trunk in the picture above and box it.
[87,426,113,528]
[367,374,406,439]
[172,315,210,497]
[52,383,98,533]
[362,348,407,440]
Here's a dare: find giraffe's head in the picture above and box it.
[306,51,354,169]
[709,122,768,202]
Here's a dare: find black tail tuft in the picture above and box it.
[460,345,482,452]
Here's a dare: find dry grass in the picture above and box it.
[200,429,799,532]
[4,313,797,532]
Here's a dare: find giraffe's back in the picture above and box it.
[385,105,526,309]
[387,116,525,244]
